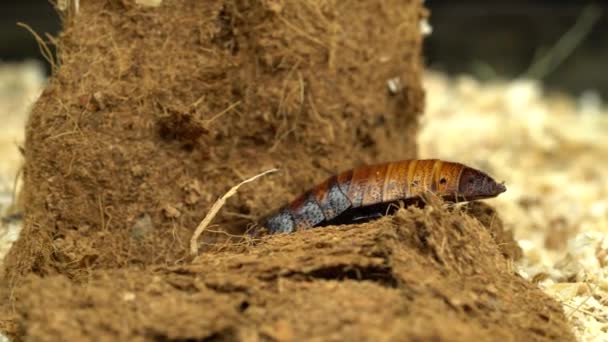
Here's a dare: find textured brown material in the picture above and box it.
[465,201,524,261]
[4,0,425,281]
[10,205,574,341]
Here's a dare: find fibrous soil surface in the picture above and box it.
[4,0,424,280]
[13,203,573,341]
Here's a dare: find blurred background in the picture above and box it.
[0,0,606,97]
[425,0,606,97]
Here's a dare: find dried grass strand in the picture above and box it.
[189,168,278,255]
[17,22,58,75]
[204,100,241,126]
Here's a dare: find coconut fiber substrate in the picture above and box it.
[1,0,575,341]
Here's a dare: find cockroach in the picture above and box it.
[258,159,506,234]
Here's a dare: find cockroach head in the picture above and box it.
[457,167,506,201]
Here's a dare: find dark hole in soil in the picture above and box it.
[298,264,398,288]
[151,327,237,342]
[238,300,250,312]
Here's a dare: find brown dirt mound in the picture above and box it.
[4,0,425,281]
[11,204,573,341]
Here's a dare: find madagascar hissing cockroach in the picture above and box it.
[258,159,506,234]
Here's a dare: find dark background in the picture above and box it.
[1,0,606,97]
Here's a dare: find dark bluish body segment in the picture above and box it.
[316,174,352,221]
[260,159,506,234]
[265,175,352,233]
[264,209,295,234]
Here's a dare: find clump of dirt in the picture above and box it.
[4,0,426,282]
[11,204,574,341]
[464,201,523,260]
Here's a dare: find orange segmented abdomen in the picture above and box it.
[261,159,506,234]
[345,160,462,205]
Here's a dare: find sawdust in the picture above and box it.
[0,61,44,272]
